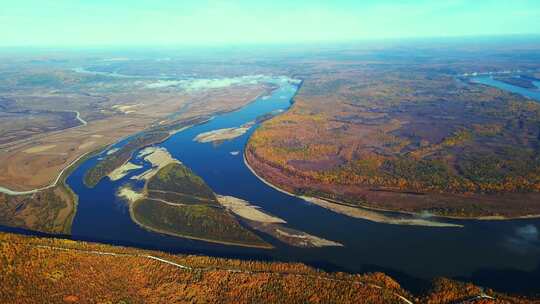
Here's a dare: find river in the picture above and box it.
[8,74,537,294]
[471,76,540,101]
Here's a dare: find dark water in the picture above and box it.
[57,76,539,294]
[472,76,540,101]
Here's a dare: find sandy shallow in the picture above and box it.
[194,122,254,143]
[168,126,191,135]
[117,185,144,203]
[217,194,342,247]
[301,196,462,228]
[275,228,343,247]
[106,148,119,155]
[217,195,286,224]
[108,162,142,181]
[131,147,180,181]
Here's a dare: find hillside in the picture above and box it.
[0,232,535,303]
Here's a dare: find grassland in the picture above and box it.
[0,231,536,303]
[129,163,270,248]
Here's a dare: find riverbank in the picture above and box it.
[244,146,540,224]
[244,151,467,227]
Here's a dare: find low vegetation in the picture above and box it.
[131,163,270,248]
[147,163,217,203]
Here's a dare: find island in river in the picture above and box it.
[119,146,341,248]
[128,161,271,249]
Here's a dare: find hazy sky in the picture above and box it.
[1,0,540,46]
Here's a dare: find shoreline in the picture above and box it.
[307,191,540,222]
[242,151,540,224]
[55,146,108,234]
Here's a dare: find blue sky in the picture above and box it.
[1,0,540,46]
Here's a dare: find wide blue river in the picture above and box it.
[7,74,538,294]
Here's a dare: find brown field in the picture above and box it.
[0,115,154,191]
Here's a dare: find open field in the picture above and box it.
[0,149,96,234]
[0,232,536,303]
[130,146,181,181]
[0,114,154,191]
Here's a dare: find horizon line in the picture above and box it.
[1,33,540,50]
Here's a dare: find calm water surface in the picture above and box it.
[58,75,539,293]
[472,76,540,101]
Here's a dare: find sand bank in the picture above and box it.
[108,162,142,181]
[217,195,285,224]
[117,185,144,203]
[131,147,180,181]
[217,194,342,247]
[194,122,254,143]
